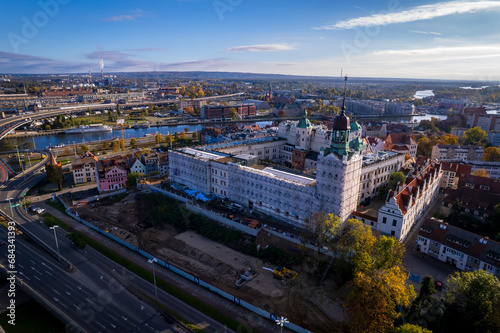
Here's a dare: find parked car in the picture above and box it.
[435,280,443,290]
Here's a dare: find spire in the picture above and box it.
[340,75,347,116]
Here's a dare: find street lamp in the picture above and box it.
[275,316,288,333]
[50,225,61,262]
[147,258,159,305]
[14,145,24,175]
[6,197,14,217]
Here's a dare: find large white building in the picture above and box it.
[170,105,367,224]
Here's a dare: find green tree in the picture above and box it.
[409,275,436,320]
[117,104,121,114]
[102,141,109,149]
[389,171,406,190]
[130,138,137,147]
[87,107,92,115]
[388,324,431,333]
[66,232,87,249]
[192,132,198,140]
[111,141,119,152]
[483,147,500,162]
[444,270,500,333]
[305,212,341,256]
[80,144,89,152]
[126,172,144,189]
[461,126,487,146]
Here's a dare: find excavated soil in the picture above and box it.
[73,192,346,332]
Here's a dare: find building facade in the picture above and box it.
[71,152,98,184]
[416,218,500,278]
[96,156,130,192]
[431,144,483,162]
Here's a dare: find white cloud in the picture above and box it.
[410,30,442,35]
[103,9,145,22]
[316,1,500,30]
[373,45,500,57]
[227,44,295,52]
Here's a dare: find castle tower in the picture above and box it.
[295,109,312,151]
[314,77,363,222]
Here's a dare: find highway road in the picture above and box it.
[0,154,233,333]
[0,157,184,332]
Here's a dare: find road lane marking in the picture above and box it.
[52,289,60,295]
[96,322,106,329]
[41,262,53,270]
[107,314,118,320]
[31,266,42,275]
[34,275,41,281]
[30,260,36,264]
[65,284,73,290]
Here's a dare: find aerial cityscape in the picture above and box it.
[1,1,500,333]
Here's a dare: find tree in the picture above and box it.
[388,324,431,333]
[102,141,109,149]
[174,132,179,140]
[408,275,436,320]
[305,212,341,255]
[111,141,119,152]
[461,126,487,146]
[192,132,198,140]
[483,147,500,162]
[165,134,173,146]
[126,172,144,189]
[229,107,238,120]
[87,107,92,115]
[347,266,416,333]
[277,110,286,117]
[81,144,89,152]
[444,270,500,333]
[130,138,137,147]
[389,171,406,190]
[66,232,87,249]
[472,169,490,178]
[448,198,461,223]
[155,134,162,145]
[119,140,124,149]
[179,131,187,139]
[117,104,121,114]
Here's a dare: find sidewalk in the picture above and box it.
[38,201,279,333]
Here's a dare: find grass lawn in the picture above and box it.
[0,300,65,333]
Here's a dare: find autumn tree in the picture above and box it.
[229,107,238,120]
[472,168,490,178]
[155,133,162,145]
[483,146,500,162]
[111,141,119,152]
[179,131,187,139]
[388,324,431,333]
[80,144,89,152]
[192,132,198,140]
[305,212,341,256]
[347,266,416,333]
[443,270,500,333]
[277,110,286,117]
[461,126,487,146]
[130,138,137,147]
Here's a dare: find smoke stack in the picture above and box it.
[101,70,104,80]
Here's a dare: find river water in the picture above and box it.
[2,121,274,150]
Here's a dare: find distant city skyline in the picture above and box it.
[1,0,500,80]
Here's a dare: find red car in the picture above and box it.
[435,280,443,290]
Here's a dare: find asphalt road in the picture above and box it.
[0,154,233,333]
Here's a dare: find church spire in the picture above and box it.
[340,75,347,116]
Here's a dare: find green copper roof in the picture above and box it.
[296,110,311,128]
[350,121,360,131]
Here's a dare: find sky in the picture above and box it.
[1,0,500,80]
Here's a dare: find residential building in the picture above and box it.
[142,153,159,174]
[179,99,208,110]
[465,113,500,131]
[441,187,500,221]
[487,131,500,146]
[159,153,168,177]
[96,156,130,192]
[71,152,98,184]
[458,175,500,194]
[416,218,500,278]
[431,144,483,162]
[368,159,442,240]
[440,162,472,189]
[129,156,146,174]
[384,133,417,157]
[440,160,500,179]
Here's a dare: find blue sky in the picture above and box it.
[1,0,500,80]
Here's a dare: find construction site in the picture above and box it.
[65,189,348,332]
